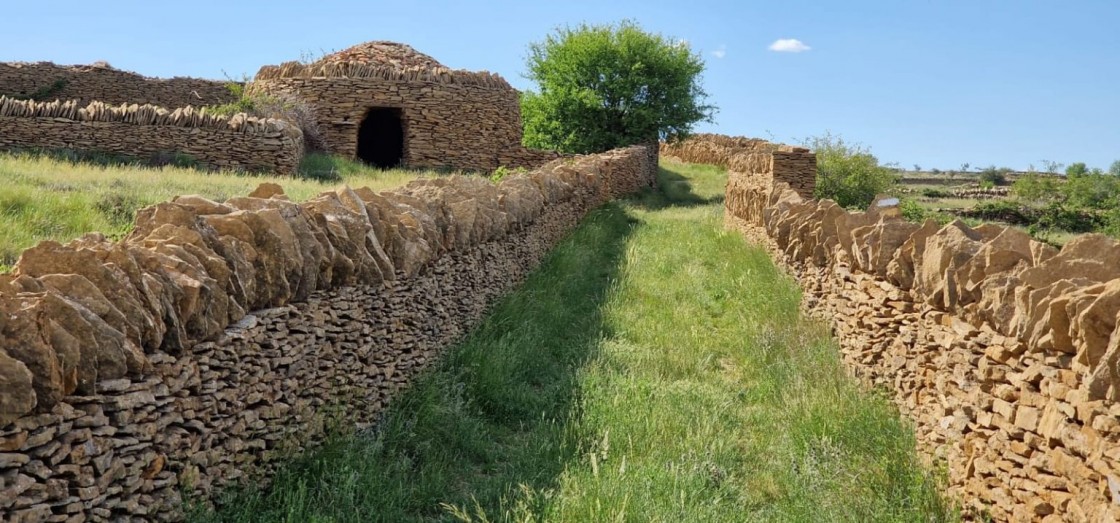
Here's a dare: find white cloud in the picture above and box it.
[711,44,727,59]
[768,38,811,53]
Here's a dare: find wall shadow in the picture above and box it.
[629,165,725,211]
[194,202,638,523]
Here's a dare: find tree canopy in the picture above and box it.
[521,21,716,154]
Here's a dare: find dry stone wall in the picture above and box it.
[0,145,657,521]
[0,62,236,108]
[671,134,1120,521]
[252,62,559,172]
[0,96,304,174]
[661,134,816,198]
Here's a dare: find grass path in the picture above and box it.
[196,161,955,522]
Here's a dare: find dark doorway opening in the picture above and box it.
[357,107,404,168]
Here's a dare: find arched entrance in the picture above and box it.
[356,107,404,168]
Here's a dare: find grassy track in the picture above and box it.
[195,160,955,522]
[0,151,425,269]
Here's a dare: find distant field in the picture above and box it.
[0,151,429,270]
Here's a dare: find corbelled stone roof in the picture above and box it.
[312,41,446,72]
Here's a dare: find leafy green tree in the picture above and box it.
[521,20,715,153]
[1110,160,1120,176]
[806,132,898,209]
[913,164,921,172]
[1066,162,1090,177]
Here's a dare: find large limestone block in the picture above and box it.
[16,240,158,351]
[497,176,546,226]
[1073,279,1120,371]
[1020,234,1120,289]
[913,220,984,309]
[0,349,35,427]
[850,218,921,277]
[885,219,940,290]
[957,227,1035,307]
[1086,312,1120,401]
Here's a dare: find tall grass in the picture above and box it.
[0,151,427,270]
[193,159,956,522]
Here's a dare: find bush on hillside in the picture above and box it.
[805,132,898,209]
[921,188,950,199]
[1011,173,1060,203]
[978,165,1011,186]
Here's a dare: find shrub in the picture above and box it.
[206,83,326,153]
[2,78,68,101]
[1011,173,1060,204]
[1036,202,1103,233]
[488,165,528,183]
[978,165,1010,186]
[920,188,950,199]
[1064,170,1120,210]
[971,200,1031,224]
[805,132,898,209]
[899,198,927,222]
[1065,162,1090,177]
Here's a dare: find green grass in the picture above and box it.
[193,159,955,522]
[0,151,428,270]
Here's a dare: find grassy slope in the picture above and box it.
[195,160,955,522]
[0,152,425,268]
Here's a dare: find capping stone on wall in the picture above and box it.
[0,145,657,521]
[0,62,235,108]
[671,134,1120,521]
[0,96,304,174]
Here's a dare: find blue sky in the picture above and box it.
[3,0,1117,171]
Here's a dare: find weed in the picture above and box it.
[2,78,69,101]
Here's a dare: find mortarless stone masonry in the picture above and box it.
[0,62,235,108]
[251,41,560,172]
[0,145,657,521]
[0,97,304,174]
[1,42,562,175]
[664,134,1120,522]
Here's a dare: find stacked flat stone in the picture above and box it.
[0,62,235,108]
[0,145,657,521]
[0,96,304,174]
[703,130,1120,522]
[661,134,816,199]
[251,41,558,172]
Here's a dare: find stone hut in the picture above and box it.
[251,41,556,171]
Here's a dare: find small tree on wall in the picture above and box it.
[521,20,716,154]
